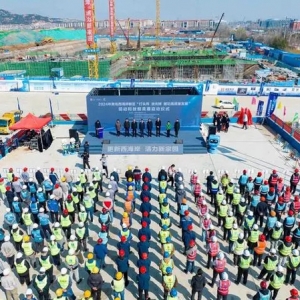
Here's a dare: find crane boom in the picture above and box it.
[209,13,225,47]
[155,0,160,47]
[117,19,130,46]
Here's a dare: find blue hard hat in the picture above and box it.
[163,198,168,203]
[161,175,166,180]
[162,213,168,218]
[163,251,170,258]
[170,289,177,297]
[162,225,168,230]
[166,236,171,242]
[166,267,172,274]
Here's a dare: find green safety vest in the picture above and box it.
[264,257,278,271]
[160,181,167,190]
[234,240,245,254]
[76,183,83,193]
[271,228,283,240]
[12,230,23,242]
[68,241,78,251]
[216,194,224,205]
[80,174,87,184]
[239,256,251,269]
[163,274,176,290]
[159,230,170,244]
[83,198,93,209]
[211,182,219,190]
[85,259,97,271]
[66,255,76,266]
[7,172,13,182]
[167,296,178,300]
[120,230,130,238]
[224,217,234,229]
[280,244,292,256]
[245,218,255,229]
[60,216,71,227]
[22,213,33,226]
[232,193,241,205]
[218,205,228,217]
[58,275,70,289]
[238,204,247,214]
[160,259,174,274]
[288,256,300,268]
[230,229,239,241]
[248,230,259,243]
[35,276,48,289]
[270,274,285,289]
[113,279,125,293]
[226,185,234,194]
[76,227,86,239]
[93,171,101,181]
[89,188,96,199]
[53,228,63,241]
[163,243,174,255]
[49,241,60,256]
[161,218,171,227]
[39,256,52,270]
[221,177,229,186]
[22,242,34,256]
[65,201,75,213]
[79,212,88,223]
[161,204,170,215]
[159,194,167,204]
[72,193,79,204]
[16,260,28,274]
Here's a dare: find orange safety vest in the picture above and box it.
[214,258,226,273]
[254,240,267,255]
[124,201,132,213]
[127,191,134,201]
[209,242,219,257]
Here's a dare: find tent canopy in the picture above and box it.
[9,113,51,131]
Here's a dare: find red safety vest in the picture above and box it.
[202,219,211,230]
[214,258,226,273]
[187,248,197,261]
[218,279,230,296]
[292,174,300,185]
[200,205,208,216]
[284,192,291,203]
[190,175,198,185]
[293,201,300,212]
[209,242,219,257]
[270,175,278,186]
[196,196,204,207]
[194,184,201,196]
[277,182,284,193]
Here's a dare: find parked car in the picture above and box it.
[215,100,235,109]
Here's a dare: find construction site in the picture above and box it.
[0,1,259,81]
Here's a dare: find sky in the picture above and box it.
[0,0,299,21]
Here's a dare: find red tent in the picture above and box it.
[9,113,51,131]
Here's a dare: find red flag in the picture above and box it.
[251,97,256,105]
[283,106,286,116]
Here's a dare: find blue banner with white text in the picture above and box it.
[256,100,264,116]
[265,92,278,117]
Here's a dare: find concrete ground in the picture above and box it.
[0,123,298,299]
[0,91,298,120]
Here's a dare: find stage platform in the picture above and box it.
[80,130,207,155]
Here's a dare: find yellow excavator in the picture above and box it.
[35,37,54,47]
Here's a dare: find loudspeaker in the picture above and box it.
[208,126,217,135]
[69,129,79,141]
[102,140,110,144]
[175,139,183,144]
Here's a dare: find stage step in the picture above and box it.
[79,145,103,155]
[183,144,208,154]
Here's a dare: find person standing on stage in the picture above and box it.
[131,119,138,137]
[124,118,130,137]
[115,119,121,136]
[139,119,145,138]
[147,119,153,137]
[174,119,180,138]
[155,117,161,137]
[166,121,171,138]
[95,120,101,136]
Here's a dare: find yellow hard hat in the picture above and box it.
[123,212,128,218]
[128,166,132,170]
[84,290,91,298]
[56,289,63,297]
[128,186,133,190]
[114,298,121,300]
[23,235,30,242]
[87,252,93,260]
[92,266,99,274]
[115,272,123,280]
[128,178,133,182]
[61,177,66,182]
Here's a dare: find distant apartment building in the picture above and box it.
[291,20,300,31]
[161,19,215,29]
[258,18,293,29]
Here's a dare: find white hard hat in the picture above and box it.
[276,221,282,227]
[29,178,33,182]
[39,267,46,273]
[235,189,240,194]
[81,169,84,173]
[211,236,217,242]
[178,176,183,181]
[3,268,10,276]
[50,235,56,241]
[218,190,223,194]
[270,248,276,254]
[113,168,117,172]
[244,250,250,257]
[89,183,94,188]
[292,249,299,256]
[12,224,18,230]
[240,197,245,203]
[6,208,11,213]
[193,169,197,174]
[76,177,80,181]
[179,184,184,189]
[22,185,27,189]
[25,288,33,295]
[61,268,68,275]
[197,180,201,184]
[42,247,48,253]
[122,223,127,229]
[44,177,49,180]
[108,184,112,189]
[206,214,210,220]
[4,235,10,242]
[105,192,110,197]
[228,211,233,217]
[110,176,114,180]
[16,252,23,259]
[253,224,258,230]
[178,168,182,172]
[221,200,226,205]
[54,222,60,228]
[36,167,41,170]
[50,195,55,199]
[38,187,42,192]
[23,208,29,213]
[218,252,225,259]
[79,222,84,228]
[209,224,214,229]
[161,166,165,170]
[13,197,18,201]
[238,233,244,239]
[95,167,99,171]
[277,265,283,272]
[70,235,76,241]
[202,200,206,205]
[248,211,253,216]
[233,223,238,229]
[222,272,228,280]
[39,208,44,213]
[68,249,75,256]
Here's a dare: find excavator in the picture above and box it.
[35,37,54,47]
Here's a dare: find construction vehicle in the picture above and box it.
[205,13,225,48]
[0,110,22,134]
[35,37,54,47]
[117,19,133,49]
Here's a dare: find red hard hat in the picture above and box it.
[23,167,28,171]
[260,197,266,202]
[142,211,149,217]
[285,236,292,243]
[264,180,268,185]
[288,210,294,216]
[291,289,299,296]
[9,168,13,172]
[97,238,103,244]
[55,184,60,189]
[5,186,10,191]
[295,169,299,173]
[141,253,148,259]
[144,177,149,182]
[295,196,299,202]
[278,196,284,202]
[269,187,275,192]
[258,172,262,176]
[121,236,126,242]
[184,210,189,216]
[102,208,107,213]
[243,169,247,174]
[189,239,195,246]
[143,197,149,202]
[142,221,147,228]
[140,235,147,242]
[63,209,68,215]
[101,225,107,231]
[278,177,283,182]
[50,168,54,172]
[119,249,125,256]
[272,170,277,174]
[286,186,291,191]
[188,224,193,231]
[65,168,69,172]
[260,280,267,289]
[143,185,148,191]
[145,168,149,172]
[140,266,147,274]
[67,194,72,200]
[0,178,4,182]
[259,234,266,241]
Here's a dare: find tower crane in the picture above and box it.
[108,0,117,54]
[155,0,160,47]
[83,0,99,79]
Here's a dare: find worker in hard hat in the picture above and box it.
[60,209,72,239]
[38,207,52,239]
[116,250,130,286]
[111,272,125,300]
[31,223,45,254]
[269,265,285,299]
[83,191,94,222]
[85,253,98,274]
[76,222,88,252]
[15,252,31,286]
[68,234,84,264]
[39,247,54,283]
[57,268,76,300]
[94,238,108,269]
[4,208,17,231]
[160,252,175,277]
[252,280,271,300]
[32,267,50,300]
[11,223,24,252]
[288,288,299,300]
[12,196,22,224]
[21,235,37,268]
[87,267,104,299]
[22,288,37,300]
[2,268,19,300]
[65,248,82,284]
[258,248,278,281]
[235,249,252,285]
[22,207,34,236]
[285,249,300,285]
[162,267,177,300]
[136,266,150,300]
[140,212,151,228]
[54,288,66,300]
[1,235,15,269]
[81,290,93,300]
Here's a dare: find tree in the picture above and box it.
[234,28,248,41]
[268,36,288,50]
